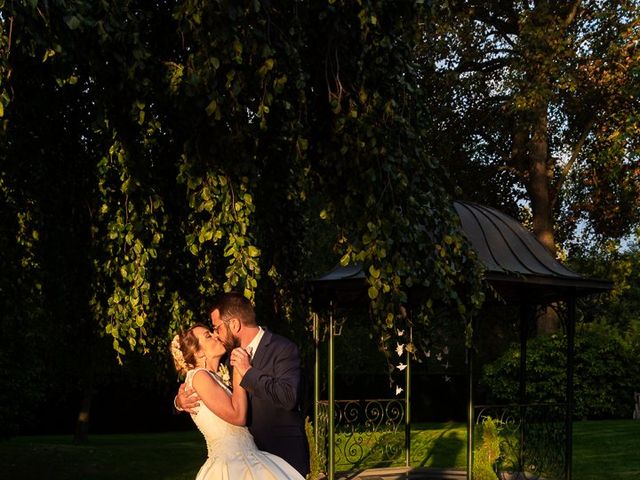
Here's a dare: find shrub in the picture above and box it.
[304,416,324,480]
[481,323,640,419]
[472,416,501,480]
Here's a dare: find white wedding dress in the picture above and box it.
[186,368,305,480]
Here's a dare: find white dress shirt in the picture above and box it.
[245,326,264,358]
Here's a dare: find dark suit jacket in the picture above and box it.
[240,330,310,476]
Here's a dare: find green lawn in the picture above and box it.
[2,420,639,479]
[572,420,640,480]
[0,431,206,480]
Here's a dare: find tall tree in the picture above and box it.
[420,0,640,252]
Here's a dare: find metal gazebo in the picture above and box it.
[309,201,612,480]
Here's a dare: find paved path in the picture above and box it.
[323,467,467,479]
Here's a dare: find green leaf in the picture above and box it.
[369,265,380,279]
[206,99,218,116]
[43,48,56,62]
[64,15,82,30]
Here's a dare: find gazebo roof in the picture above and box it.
[310,201,612,305]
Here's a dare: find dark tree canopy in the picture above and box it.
[0,1,484,369]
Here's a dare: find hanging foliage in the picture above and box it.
[0,0,484,363]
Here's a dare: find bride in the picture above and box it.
[171,324,305,480]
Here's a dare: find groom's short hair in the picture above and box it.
[212,292,257,327]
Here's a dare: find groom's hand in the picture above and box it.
[175,383,201,414]
[230,347,252,378]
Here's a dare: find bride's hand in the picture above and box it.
[176,382,201,414]
[230,347,252,379]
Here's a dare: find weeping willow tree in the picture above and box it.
[0,0,484,394]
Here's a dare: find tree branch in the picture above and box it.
[472,5,519,35]
[564,0,582,28]
[455,56,510,73]
[553,116,595,205]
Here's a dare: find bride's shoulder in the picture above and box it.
[185,367,210,385]
[188,368,232,395]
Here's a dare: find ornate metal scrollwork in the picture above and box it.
[474,403,567,480]
[318,399,406,470]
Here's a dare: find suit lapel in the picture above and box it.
[251,329,271,368]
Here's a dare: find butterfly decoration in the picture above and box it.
[396,342,405,357]
[396,363,407,371]
[395,385,404,396]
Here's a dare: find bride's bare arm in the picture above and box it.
[191,368,248,426]
[175,383,201,413]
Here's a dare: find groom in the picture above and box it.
[175,292,310,477]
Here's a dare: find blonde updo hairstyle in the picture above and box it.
[171,323,209,377]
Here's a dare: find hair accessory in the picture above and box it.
[171,334,189,376]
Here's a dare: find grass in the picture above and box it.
[2,420,639,479]
[329,422,468,471]
[572,420,640,480]
[0,431,206,480]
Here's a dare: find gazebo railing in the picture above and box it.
[474,403,568,480]
[317,398,406,472]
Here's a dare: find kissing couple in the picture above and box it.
[172,291,310,479]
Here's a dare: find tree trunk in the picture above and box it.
[527,105,555,254]
[73,387,92,444]
[526,105,560,333]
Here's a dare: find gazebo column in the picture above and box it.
[518,303,535,469]
[519,304,540,400]
[519,304,532,404]
[405,325,412,467]
[313,312,320,452]
[466,317,475,480]
[328,302,336,480]
[565,296,576,480]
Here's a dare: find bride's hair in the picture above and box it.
[171,323,208,376]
